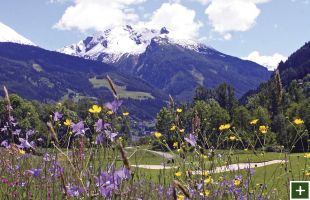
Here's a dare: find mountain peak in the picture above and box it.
[0,22,35,46]
[58,25,209,63]
[160,27,169,35]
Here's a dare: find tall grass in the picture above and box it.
[0,85,309,200]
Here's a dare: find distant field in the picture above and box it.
[89,77,154,100]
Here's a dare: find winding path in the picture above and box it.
[131,160,286,172]
[192,160,285,174]
[126,147,286,173]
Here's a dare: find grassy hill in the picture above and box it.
[0,42,167,119]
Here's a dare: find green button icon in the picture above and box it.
[291,181,310,200]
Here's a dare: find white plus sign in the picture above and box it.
[296,185,306,196]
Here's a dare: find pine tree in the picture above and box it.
[271,70,284,117]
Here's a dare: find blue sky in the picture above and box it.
[0,0,309,69]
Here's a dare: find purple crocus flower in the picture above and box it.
[104,123,111,129]
[95,167,130,198]
[43,153,51,162]
[95,119,103,132]
[0,126,8,132]
[104,100,123,113]
[166,187,174,196]
[12,129,21,136]
[96,133,105,145]
[53,112,63,122]
[49,161,64,177]
[113,168,130,184]
[197,183,203,190]
[18,138,35,149]
[27,168,42,178]
[95,171,110,187]
[71,121,88,137]
[95,171,115,198]
[1,140,9,148]
[99,185,114,199]
[185,133,197,146]
[66,184,85,197]
[235,175,242,180]
[26,130,35,137]
[106,131,118,142]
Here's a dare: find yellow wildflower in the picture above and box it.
[176,108,183,113]
[219,123,231,131]
[305,172,310,176]
[179,129,185,133]
[175,171,182,177]
[229,136,236,141]
[154,132,162,139]
[107,110,113,115]
[122,112,129,116]
[170,125,176,131]
[234,179,241,187]
[177,194,185,200]
[259,125,268,134]
[173,142,178,148]
[294,118,304,125]
[304,153,310,158]
[19,149,26,155]
[89,105,102,113]
[64,119,72,126]
[250,119,259,125]
[244,148,248,151]
[204,176,213,184]
[200,190,210,197]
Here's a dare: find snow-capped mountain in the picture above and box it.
[59,25,271,100]
[58,25,207,63]
[0,22,35,46]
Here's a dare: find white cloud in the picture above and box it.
[55,1,202,40]
[223,33,232,40]
[242,51,287,71]
[54,0,145,31]
[143,3,203,40]
[204,0,271,39]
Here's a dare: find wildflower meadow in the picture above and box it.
[0,75,309,200]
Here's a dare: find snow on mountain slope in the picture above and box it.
[0,22,35,46]
[58,25,209,63]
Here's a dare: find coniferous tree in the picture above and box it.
[271,70,284,117]
[215,83,238,115]
[288,80,304,103]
